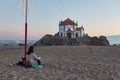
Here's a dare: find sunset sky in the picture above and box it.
[0,0,120,40]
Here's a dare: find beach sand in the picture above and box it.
[0,46,120,80]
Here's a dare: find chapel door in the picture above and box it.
[67,33,71,39]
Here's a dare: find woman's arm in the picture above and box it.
[33,53,40,60]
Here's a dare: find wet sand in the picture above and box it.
[0,46,120,80]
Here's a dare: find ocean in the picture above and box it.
[0,40,37,46]
[107,35,120,45]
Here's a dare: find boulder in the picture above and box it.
[99,36,109,46]
[91,36,101,46]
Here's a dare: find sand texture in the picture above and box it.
[0,46,120,80]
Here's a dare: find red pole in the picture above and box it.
[24,22,27,57]
[24,0,28,57]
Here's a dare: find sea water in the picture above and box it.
[0,40,37,46]
[107,36,120,45]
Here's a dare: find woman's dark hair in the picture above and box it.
[27,46,34,55]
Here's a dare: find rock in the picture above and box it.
[33,33,110,46]
[79,35,92,45]
[33,34,54,46]
[91,36,101,46]
[33,34,65,46]
[47,37,63,46]
[54,32,59,38]
[90,36,109,46]
[99,36,109,46]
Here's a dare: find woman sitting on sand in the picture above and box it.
[25,46,41,67]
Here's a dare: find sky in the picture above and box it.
[0,0,120,40]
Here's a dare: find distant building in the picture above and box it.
[59,18,84,38]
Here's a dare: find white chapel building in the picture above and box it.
[59,18,84,39]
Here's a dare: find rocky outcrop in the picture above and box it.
[99,36,109,46]
[90,36,109,46]
[33,34,64,46]
[33,33,109,46]
[33,34,54,46]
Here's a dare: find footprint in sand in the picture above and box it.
[6,71,17,80]
[18,76,33,80]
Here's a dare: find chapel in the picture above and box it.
[59,18,84,39]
